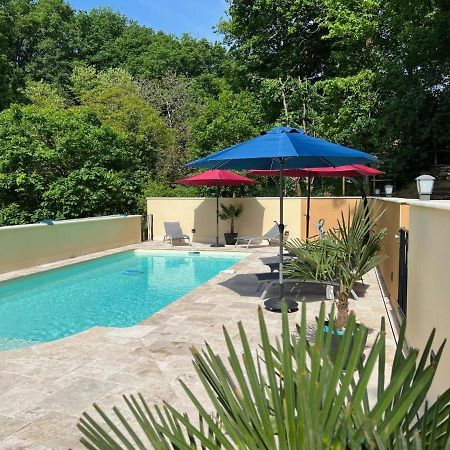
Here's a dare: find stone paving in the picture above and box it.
[0,242,398,449]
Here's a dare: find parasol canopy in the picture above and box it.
[176,170,254,247]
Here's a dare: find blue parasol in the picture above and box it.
[188,126,378,311]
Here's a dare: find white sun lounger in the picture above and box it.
[235,223,284,248]
[163,222,191,246]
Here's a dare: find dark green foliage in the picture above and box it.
[0,0,449,223]
[218,203,243,233]
[222,0,450,182]
[8,0,76,86]
[71,7,128,69]
[0,106,144,224]
[0,0,230,109]
[189,83,265,160]
[143,180,198,198]
[77,303,450,449]
[219,0,331,80]
[132,33,227,80]
[40,167,140,220]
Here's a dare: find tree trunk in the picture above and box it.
[301,77,307,131]
[336,290,349,329]
[295,177,301,196]
[279,77,289,123]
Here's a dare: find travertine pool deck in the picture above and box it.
[0,242,397,449]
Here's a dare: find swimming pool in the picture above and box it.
[0,250,245,351]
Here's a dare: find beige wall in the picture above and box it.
[147,197,302,243]
[147,197,359,244]
[0,215,142,274]
[300,197,360,239]
[371,198,410,307]
[406,202,450,402]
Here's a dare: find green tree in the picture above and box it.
[0,0,16,109]
[320,0,450,183]
[137,72,199,181]
[133,33,227,79]
[22,80,68,109]
[70,7,128,69]
[71,65,172,175]
[189,83,265,160]
[41,167,140,220]
[9,0,75,86]
[0,105,143,224]
[219,0,331,80]
[311,70,379,150]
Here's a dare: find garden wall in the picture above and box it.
[370,198,410,308]
[406,201,450,401]
[0,215,142,274]
[146,196,360,244]
[300,197,360,239]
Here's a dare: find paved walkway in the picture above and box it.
[0,242,397,449]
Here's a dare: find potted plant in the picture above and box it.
[219,203,243,245]
[285,201,386,356]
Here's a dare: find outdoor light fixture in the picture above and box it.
[415,174,435,200]
[384,184,394,197]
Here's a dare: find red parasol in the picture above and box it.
[177,169,256,186]
[249,164,383,178]
[177,170,255,247]
[249,164,383,238]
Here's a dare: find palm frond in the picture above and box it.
[78,303,450,449]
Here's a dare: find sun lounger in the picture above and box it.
[260,256,293,272]
[163,222,191,246]
[235,223,284,248]
[255,272,359,301]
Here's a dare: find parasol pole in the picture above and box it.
[278,159,285,302]
[211,185,224,247]
[263,158,298,312]
[306,174,312,239]
[216,185,219,246]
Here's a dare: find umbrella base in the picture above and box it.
[210,243,225,248]
[264,297,298,312]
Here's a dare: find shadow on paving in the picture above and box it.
[220,273,370,304]
[219,273,263,297]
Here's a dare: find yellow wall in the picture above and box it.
[147,197,302,242]
[406,203,450,402]
[147,197,359,244]
[0,215,142,274]
[371,198,410,307]
[300,197,360,239]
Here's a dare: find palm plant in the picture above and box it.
[78,303,450,449]
[285,201,387,328]
[218,203,243,234]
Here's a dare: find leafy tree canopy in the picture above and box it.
[0,0,449,224]
[0,106,143,224]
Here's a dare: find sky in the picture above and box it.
[69,0,228,41]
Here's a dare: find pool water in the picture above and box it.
[0,250,244,351]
